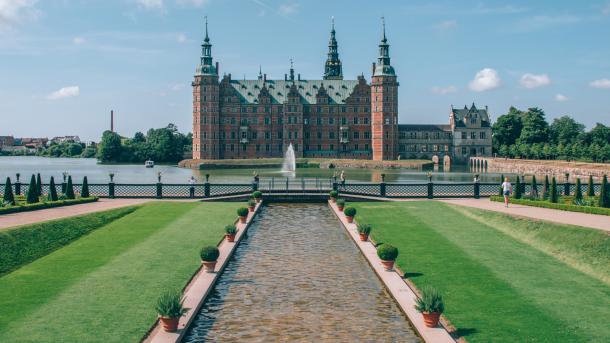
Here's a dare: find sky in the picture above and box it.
[1,0,610,142]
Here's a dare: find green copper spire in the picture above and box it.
[196,16,217,76]
[324,16,343,80]
[373,16,395,77]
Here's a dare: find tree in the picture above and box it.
[26,174,38,204]
[492,107,523,150]
[514,176,522,199]
[81,176,90,198]
[36,173,43,198]
[49,176,58,201]
[588,123,610,146]
[599,175,609,208]
[543,175,550,199]
[587,175,595,197]
[549,116,585,145]
[550,177,559,203]
[3,177,15,205]
[518,107,549,144]
[97,130,123,162]
[65,175,75,199]
[574,178,583,201]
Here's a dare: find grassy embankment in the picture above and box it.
[352,201,610,343]
[0,202,238,343]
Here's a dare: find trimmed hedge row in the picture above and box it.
[0,197,99,215]
[0,205,139,276]
[490,196,610,216]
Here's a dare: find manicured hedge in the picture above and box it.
[0,197,99,215]
[0,206,138,276]
[490,196,610,216]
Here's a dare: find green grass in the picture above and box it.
[352,201,610,343]
[0,201,238,343]
[0,196,99,215]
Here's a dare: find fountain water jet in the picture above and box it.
[281,143,296,173]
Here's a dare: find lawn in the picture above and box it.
[352,201,610,343]
[0,201,238,343]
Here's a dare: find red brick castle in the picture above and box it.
[192,18,492,163]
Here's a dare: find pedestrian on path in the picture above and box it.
[189,176,196,198]
[340,170,346,189]
[501,177,513,207]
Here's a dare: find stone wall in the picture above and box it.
[471,157,610,181]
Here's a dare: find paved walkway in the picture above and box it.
[0,199,151,230]
[439,198,610,232]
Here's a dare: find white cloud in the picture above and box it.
[176,33,186,42]
[0,0,39,29]
[513,15,581,32]
[72,36,86,45]
[278,3,299,15]
[590,78,610,89]
[136,0,163,10]
[520,73,551,89]
[469,68,501,92]
[47,86,80,100]
[431,85,457,95]
[176,0,209,6]
[170,83,185,91]
[555,94,568,102]
[434,20,457,30]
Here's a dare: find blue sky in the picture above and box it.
[1,0,610,142]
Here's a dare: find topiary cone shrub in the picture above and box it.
[414,285,445,328]
[514,176,522,199]
[26,174,38,204]
[225,224,238,243]
[574,178,583,201]
[587,175,595,197]
[252,191,262,203]
[155,289,188,332]
[3,177,15,205]
[237,207,249,223]
[81,176,90,198]
[498,174,504,196]
[36,173,43,198]
[329,190,338,203]
[356,223,371,241]
[65,176,75,199]
[336,198,346,211]
[531,175,538,198]
[48,176,58,201]
[200,246,220,273]
[550,177,558,203]
[377,244,398,270]
[542,175,550,199]
[599,175,609,208]
[343,206,356,223]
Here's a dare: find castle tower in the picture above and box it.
[323,17,343,80]
[193,16,220,160]
[371,17,398,161]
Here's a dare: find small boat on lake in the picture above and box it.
[145,160,155,168]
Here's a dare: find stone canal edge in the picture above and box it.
[329,201,456,343]
[143,202,263,343]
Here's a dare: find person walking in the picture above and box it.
[501,177,513,207]
[189,176,196,198]
[340,170,346,189]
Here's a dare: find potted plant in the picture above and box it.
[357,223,371,241]
[200,246,220,273]
[414,285,445,328]
[237,207,249,223]
[155,289,188,332]
[377,244,398,270]
[329,190,338,203]
[248,199,256,212]
[343,206,356,223]
[336,198,346,211]
[252,190,263,203]
[225,224,238,242]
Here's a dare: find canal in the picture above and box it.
[183,203,419,342]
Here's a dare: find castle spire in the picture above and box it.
[373,16,395,77]
[323,16,343,80]
[196,16,217,76]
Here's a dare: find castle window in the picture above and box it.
[305,132,310,139]
[242,144,247,151]
[384,118,390,124]
[230,144,234,151]
[317,144,321,151]
[424,132,429,139]
[364,117,369,124]
[330,144,334,150]
[462,147,467,155]
[462,132,467,139]
[470,117,477,124]
[480,132,486,139]
[252,132,258,139]
[444,145,449,151]
[421,145,427,152]
[364,144,368,151]
[317,117,322,125]
[317,132,322,139]
[330,132,335,139]
[353,131,359,139]
[353,117,359,125]
[355,144,359,150]
[341,107,346,113]
[433,145,439,152]
[256,144,260,152]
[329,117,335,125]
[265,117,270,125]
[364,131,370,139]
[231,132,236,139]
[304,118,309,125]
[471,132,476,139]
[341,117,347,125]
[266,144,270,152]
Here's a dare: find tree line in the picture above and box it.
[97,124,192,163]
[492,107,610,162]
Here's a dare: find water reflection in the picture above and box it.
[183,204,420,342]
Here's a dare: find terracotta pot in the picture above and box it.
[330,197,336,203]
[359,233,369,241]
[202,260,217,273]
[346,216,354,223]
[226,233,236,242]
[159,316,179,332]
[239,215,247,224]
[248,205,255,212]
[422,312,441,328]
[338,205,344,211]
[255,197,261,203]
[380,259,394,270]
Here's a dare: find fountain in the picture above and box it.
[281,143,296,173]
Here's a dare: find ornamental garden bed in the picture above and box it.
[0,196,99,215]
[490,195,610,216]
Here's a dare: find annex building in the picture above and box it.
[192,18,492,163]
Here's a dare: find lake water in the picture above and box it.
[0,156,507,184]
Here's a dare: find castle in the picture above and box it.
[192,18,492,164]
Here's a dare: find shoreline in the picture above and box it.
[178,158,434,170]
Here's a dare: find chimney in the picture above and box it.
[215,62,219,75]
[284,73,287,81]
[110,110,114,132]
[263,73,267,82]
[298,73,301,81]
[372,62,376,76]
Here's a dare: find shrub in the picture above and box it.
[356,223,371,235]
[531,175,538,198]
[377,244,398,261]
[587,175,595,197]
[574,178,583,201]
[36,173,43,197]
[489,196,610,216]
[599,175,609,208]
[65,175,75,199]
[343,206,356,217]
[48,176,58,201]
[225,224,237,235]
[550,177,558,203]
[200,246,220,262]
[3,177,15,205]
[81,176,90,198]
[329,190,338,198]
[0,196,98,215]
[414,285,445,314]
[336,198,346,207]
[154,289,188,318]
[498,174,504,196]
[514,176,522,199]
[26,174,38,204]
[252,190,262,199]
[237,207,249,217]
[247,199,256,207]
